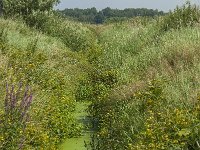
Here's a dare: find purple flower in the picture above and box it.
[3,82,34,149]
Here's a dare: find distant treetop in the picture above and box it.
[58,7,165,24]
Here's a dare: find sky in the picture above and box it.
[56,0,200,12]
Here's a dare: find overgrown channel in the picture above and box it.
[0,1,200,150]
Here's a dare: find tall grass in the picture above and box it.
[85,2,200,149]
[0,17,93,149]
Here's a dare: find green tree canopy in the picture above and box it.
[3,0,60,17]
[59,7,165,24]
[2,0,60,27]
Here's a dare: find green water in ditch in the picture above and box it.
[60,102,92,150]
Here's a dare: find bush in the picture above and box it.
[3,0,59,27]
[4,47,81,148]
[76,68,118,102]
[87,80,200,150]
[160,1,200,31]
[0,19,88,148]
[40,14,98,52]
[132,80,200,150]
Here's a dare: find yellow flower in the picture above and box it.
[173,140,178,144]
[0,136,4,141]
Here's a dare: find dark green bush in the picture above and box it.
[76,68,118,102]
[3,0,59,25]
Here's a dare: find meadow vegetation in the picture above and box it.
[0,17,94,149]
[84,2,200,150]
[0,1,200,150]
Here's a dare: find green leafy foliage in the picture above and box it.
[0,18,90,149]
[87,80,200,150]
[76,68,118,102]
[39,14,98,52]
[132,81,200,150]
[3,0,59,17]
[3,0,60,28]
[84,2,200,149]
[160,1,200,31]
[59,7,164,24]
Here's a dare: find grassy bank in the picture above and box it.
[84,3,200,149]
[0,17,95,149]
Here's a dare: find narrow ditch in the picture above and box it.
[60,101,93,150]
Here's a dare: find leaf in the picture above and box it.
[177,129,191,137]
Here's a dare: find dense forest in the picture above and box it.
[58,7,165,23]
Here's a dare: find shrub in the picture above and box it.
[87,80,200,150]
[3,0,60,27]
[0,21,86,148]
[133,80,200,150]
[4,47,81,148]
[40,14,98,52]
[76,68,118,102]
[160,1,200,31]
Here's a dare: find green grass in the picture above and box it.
[97,23,200,101]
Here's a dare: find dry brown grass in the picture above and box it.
[109,81,146,101]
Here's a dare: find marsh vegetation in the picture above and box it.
[0,1,200,150]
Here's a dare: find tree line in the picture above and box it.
[0,1,165,24]
[59,7,165,24]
